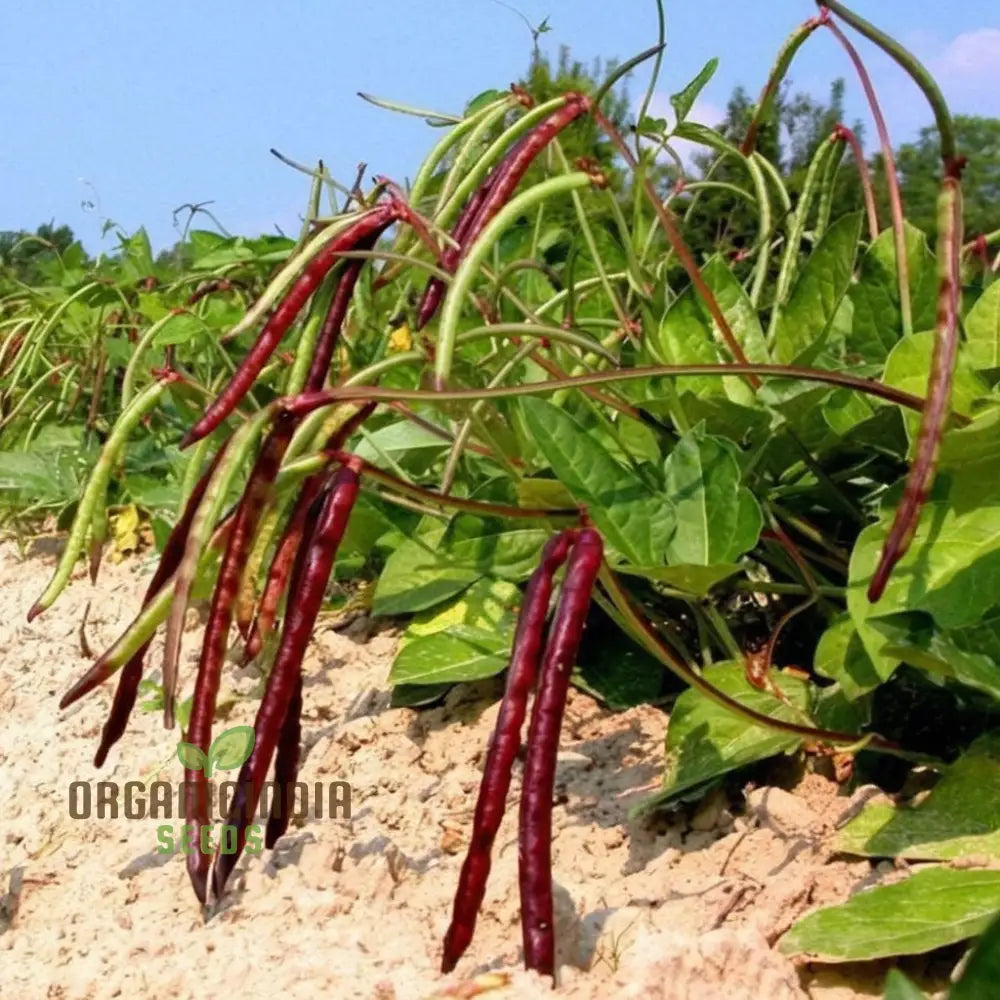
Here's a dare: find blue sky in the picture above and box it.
[2,1,998,254]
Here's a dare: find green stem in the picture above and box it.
[308,361,942,417]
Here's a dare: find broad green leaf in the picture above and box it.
[152,312,205,347]
[670,57,719,122]
[521,397,673,565]
[870,613,1000,702]
[654,255,768,405]
[938,407,1000,470]
[642,663,811,808]
[882,331,988,444]
[389,627,509,686]
[780,867,1000,961]
[656,284,729,399]
[847,223,938,362]
[963,278,1000,372]
[814,614,884,700]
[849,457,1000,636]
[402,578,518,645]
[373,519,550,617]
[515,477,577,511]
[774,212,862,363]
[700,255,770,363]
[838,735,1000,861]
[662,427,761,566]
[354,421,449,463]
[617,562,740,597]
[207,725,255,776]
[951,911,1000,1000]
[176,742,207,772]
[882,971,928,1000]
[373,522,479,616]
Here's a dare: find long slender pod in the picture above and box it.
[212,461,361,899]
[182,203,400,447]
[518,528,603,977]
[28,374,178,621]
[264,670,303,847]
[868,171,964,601]
[417,98,589,331]
[59,516,234,709]
[160,411,270,724]
[92,442,230,766]
[441,530,577,974]
[243,402,376,661]
[181,412,300,900]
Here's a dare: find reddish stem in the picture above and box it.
[833,123,879,241]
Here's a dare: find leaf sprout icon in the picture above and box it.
[176,725,255,778]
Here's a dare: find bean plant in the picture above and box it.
[15,1,1000,992]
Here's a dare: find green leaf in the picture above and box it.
[838,735,1000,861]
[814,614,884,700]
[662,426,761,566]
[464,88,506,115]
[373,519,550,617]
[400,579,518,651]
[882,970,928,1000]
[965,281,1000,372]
[870,612,1000,703]
[642,663,811,808]
[847,223,938,362]
[354,421,449,463]
[699,255,770,363]
[206,725,255,776]
[882,331,987,444]
[670,57,719,122]
[849,457,1000,637]
[616,562,740,597]
[938,407,1000,470]
[672,120,739,158]
[176,742,207,772]
[654,255,768,406]
[774,212,863,363]
[152,312,205,347]
[951,911,1000,1000]
[389,627,510,686]
[515,478,578,511]
[521,396,674,565]
[780,867,1000,961]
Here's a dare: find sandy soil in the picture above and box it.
[0,538,943,999]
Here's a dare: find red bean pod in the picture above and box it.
[265,671,303,848]
[181,203,401,448]
[183,415,298,902]
[212,461,361,898]
[519,527,603,978]
[868,173,963,602]
[414,139,524,330]
[243,402,376,662]
[414,97,587,330]
[91,446,232,766]
[442,530,577,974]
